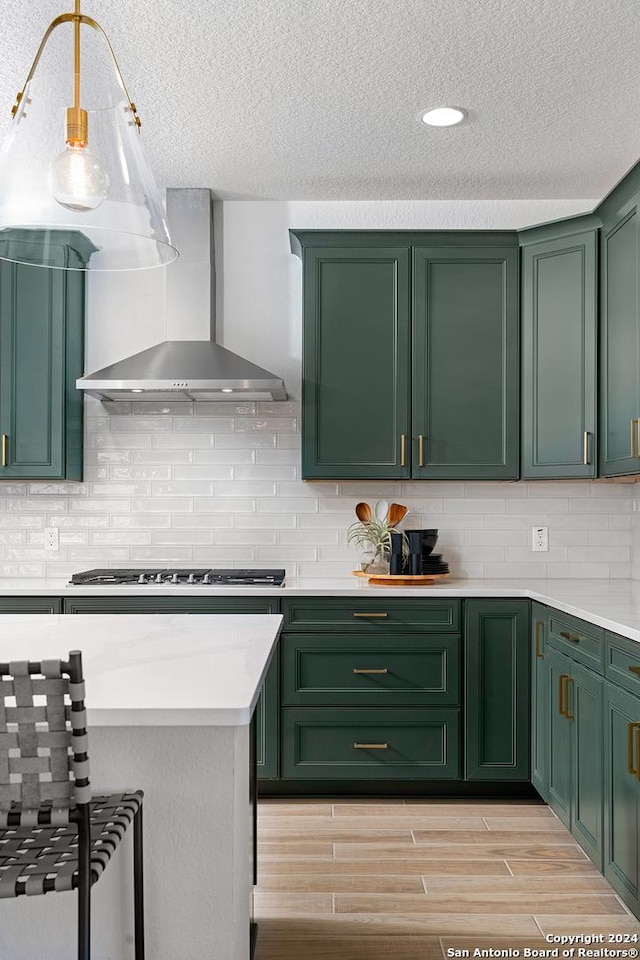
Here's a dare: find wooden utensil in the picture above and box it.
[355,502,373,523]
[387,503,408,527]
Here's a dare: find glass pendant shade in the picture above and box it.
[0,13,177,270]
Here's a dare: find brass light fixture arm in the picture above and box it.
[11,9,142,131]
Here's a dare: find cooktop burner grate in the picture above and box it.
[69,568,286,586]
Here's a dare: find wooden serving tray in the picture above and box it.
[352,571,450,586]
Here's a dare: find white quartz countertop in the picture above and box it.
[0,614,283,726]
[1,576,640,642]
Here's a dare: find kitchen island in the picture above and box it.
[0,613,283,960]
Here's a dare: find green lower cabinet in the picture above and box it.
[63,596,282,780]
[465,600,530,780]
[547,648,572,828]
[281,707,460,780]
[603,681,640,916]
[0,598,61,613]
[281,634,460,707]
[547,648,604,869]
[531,603,549,800]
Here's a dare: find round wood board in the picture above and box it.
[351,571,450,585]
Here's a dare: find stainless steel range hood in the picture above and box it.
[76,188,287,402]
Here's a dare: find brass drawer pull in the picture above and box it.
[400,434,407,468]
[629,666,640,677]
[1,434,6,468]
[353,668,388,675]
[418,434,425,468]
[353,742,388,750]
[560,631,580,643]
[353,612,388,618]
[627,723,640,776]
[583,431,590,466]
[558,674,569,717]
[535,621,544,660]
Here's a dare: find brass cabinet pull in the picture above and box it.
[629,666,640,677]
[583,431,590,466]
[1,434,6,468]
[353,612,388,618]
[418,434,425,468]
[565,677,575,721]
[627,723,640,776]
[560,630,580,643]
[353,742,388,750]
[631,419,639,458]
[400,434,407,468]
[535,621,544,660]
[353,668,388,674]
[558,674,569,717]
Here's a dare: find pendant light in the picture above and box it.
[0,1,178,270]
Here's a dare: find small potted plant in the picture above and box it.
[347,517,408,574]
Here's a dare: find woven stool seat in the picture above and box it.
[0,791,142,898]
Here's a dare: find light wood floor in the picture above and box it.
[254,799,640,960]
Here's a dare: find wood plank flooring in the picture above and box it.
[255,799,640,960]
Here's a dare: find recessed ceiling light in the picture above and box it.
[421,107,467,127]
[221,388,233,393]
[131,389,143,393]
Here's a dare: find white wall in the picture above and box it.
[2,197,633,582]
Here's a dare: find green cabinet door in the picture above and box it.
[0,230,91,480]
[412,243,519,479]
[570,659,604,869]
[547,647,604,868]
[520,225,598,478]
[531,603,549,800]
[604,681,640,915]
[547,647,572,828]
[294,237,410,479]
[0,597,61,613]
[465,600,530,780]
[600,195,640,476]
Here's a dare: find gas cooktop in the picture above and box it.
[69,568,286,587]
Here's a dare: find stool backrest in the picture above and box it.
[0,650,90,815]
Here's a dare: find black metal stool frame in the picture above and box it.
[0,650,144,960]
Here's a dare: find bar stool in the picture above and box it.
[0,650,144,960]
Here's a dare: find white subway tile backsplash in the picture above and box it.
[172,466,234,480]
[0,397,635,579]
[214,434,276,449]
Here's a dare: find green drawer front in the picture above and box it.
[605,632,640,697]
[0,598,62,613]
[63,597,280,615]
[282,634,460,706]
[547,610,604,674]
[283,599,460,632]
[281,707,460,779]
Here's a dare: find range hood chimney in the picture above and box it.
[76,188,287,401]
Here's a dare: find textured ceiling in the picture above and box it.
[0,0,639,200]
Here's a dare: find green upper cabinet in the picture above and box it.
[599,176,640,476]
[412,242,519,479]
[0,229,94,480]
[291,231,518,480]
[293,235,410,479]
[520,219,598,478]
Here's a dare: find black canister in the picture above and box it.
[389,531,404,575]
[407,530,423,575]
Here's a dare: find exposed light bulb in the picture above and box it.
[48,144,110,212]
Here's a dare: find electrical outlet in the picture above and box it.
[532,526,548,552]
[44,527,59,552]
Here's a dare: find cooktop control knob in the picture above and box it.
[172,573,179,584]
[138,574,147,584]
[188,573,195,584]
